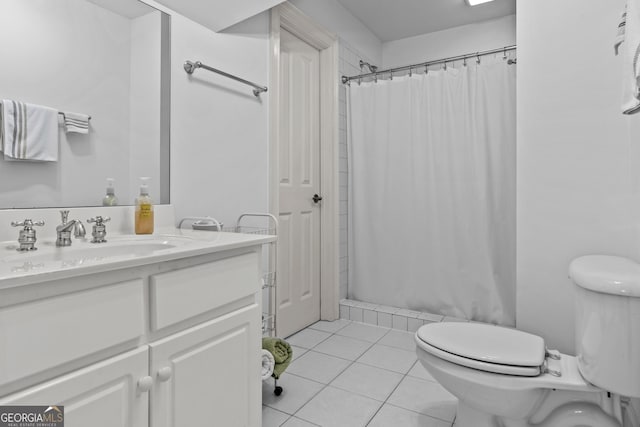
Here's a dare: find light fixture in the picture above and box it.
[466,0,495,5]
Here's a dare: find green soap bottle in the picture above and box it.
[102,178,119,206]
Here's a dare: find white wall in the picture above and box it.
[336,42,366,300]
[517,0,640,354]
[289,0,383,66]
[168,11,270,227]
[382,14,516,68]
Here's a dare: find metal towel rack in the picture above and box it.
[183,60,268,97]
[58,112,91,120]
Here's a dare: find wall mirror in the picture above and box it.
[0,0,170,208]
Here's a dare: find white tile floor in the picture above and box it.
[262,319,458,427]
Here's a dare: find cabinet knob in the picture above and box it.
[157,367,173,382]
[137,376,153,392]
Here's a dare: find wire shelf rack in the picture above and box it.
[230,213,278,337]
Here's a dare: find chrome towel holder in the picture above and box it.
[183,60,268,97]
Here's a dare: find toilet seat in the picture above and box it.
[416,322,547,377]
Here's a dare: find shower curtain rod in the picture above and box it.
[341,44,517,84]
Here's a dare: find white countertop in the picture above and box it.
[0,226,275,290]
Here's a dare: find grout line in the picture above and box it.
[285,329,335,351]
[379,372,457,425]
[382,401,457,426]
[363,353,423,426]
[282,415,322,427]
[263,372,324,424]
[286,326,366,422]
[363,364,408,426]
[311,342,376,363]
[404,359,440,384]
[288,347,358,424]
[306,320,352,335]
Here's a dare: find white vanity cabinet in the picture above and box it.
[0,237,269,427]
[150,304,260,427]
[0,347,150,427]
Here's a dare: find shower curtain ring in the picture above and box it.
[358,75,362,86]
[476,53,481,64]
[443,61,447,70]
[409,67,412,77]
[503,47,507,60]
[390,70,393,80]
[374,73,378,83]
[425,64,428,74]
[463,57,467,67]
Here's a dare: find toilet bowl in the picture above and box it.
[415,323,620,427]
[414,255,640,427]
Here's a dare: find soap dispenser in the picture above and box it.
[102,178,118,206]
[135,177,154,234]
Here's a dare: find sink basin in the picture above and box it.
[0,234,198,272]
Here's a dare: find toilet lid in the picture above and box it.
[416,323,546,376]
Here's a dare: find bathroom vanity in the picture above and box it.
[0,216,273,427]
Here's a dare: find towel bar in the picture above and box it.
[58,112,91,120]
[183,60,268,97]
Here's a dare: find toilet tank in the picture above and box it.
[569,255,640,398]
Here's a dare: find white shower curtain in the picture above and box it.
[347,57,516,326]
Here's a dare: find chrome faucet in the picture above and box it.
[56,210,86,247]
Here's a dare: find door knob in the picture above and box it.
[312,194,323,203]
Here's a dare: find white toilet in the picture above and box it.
[415,255,640,427]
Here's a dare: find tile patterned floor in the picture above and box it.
[262,319,458,427]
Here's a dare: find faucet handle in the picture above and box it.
[60,210,69,223]
[12,220,43,252]
[11,219,45,228]
[87,216,110,244]
[87,216,111,225]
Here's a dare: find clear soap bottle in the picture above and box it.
[135,177,154,234]
[102,178,119,206]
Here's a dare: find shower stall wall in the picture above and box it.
[346,53,516,326]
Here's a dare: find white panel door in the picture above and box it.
[277,28,321,338]
[0,347,149,427]
[149,304,260,427]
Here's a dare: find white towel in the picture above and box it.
[616,1,640,114]
[63,111,90,134]
[0,100,59,161]
[261,349,275,380]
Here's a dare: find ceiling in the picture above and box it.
[336,0,516,42]
[152,0,284,32]
[87,0,157,18]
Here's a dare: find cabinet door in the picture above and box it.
[150,304,260,427]
[0,347,149,427]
